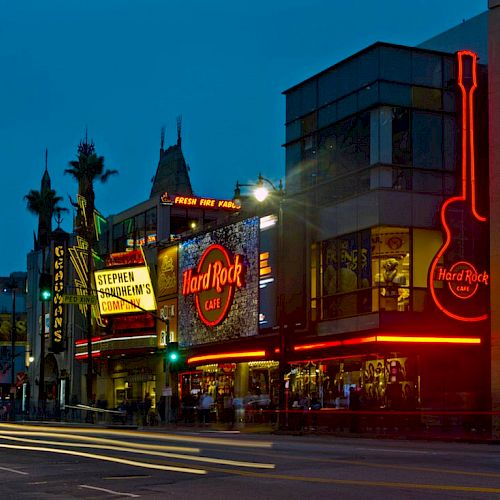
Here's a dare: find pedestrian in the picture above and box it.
[143,392,152,426]
[199,392,213,426]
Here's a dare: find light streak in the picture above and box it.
[0,434,275,469]
[0,443,206,475]
[0,424,273,449]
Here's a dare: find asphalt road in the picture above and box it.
[0,423,500,499]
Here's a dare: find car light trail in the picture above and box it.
[0,430,199,454]
[0,443,206,475]
[0,434,275,469]
[0,423,273,449]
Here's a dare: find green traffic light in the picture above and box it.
[41,289,52,301]
[169,352,179,362]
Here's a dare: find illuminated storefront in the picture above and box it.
[283,45,490,412]
[176,216,282,415]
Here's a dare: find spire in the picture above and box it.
[177,115,182,146]
[41,148,51,191]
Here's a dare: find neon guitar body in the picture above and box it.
[428,50,489,322]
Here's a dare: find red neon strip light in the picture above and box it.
[187,350,266,364]
[294,340,341,351]
[293,335,481,352]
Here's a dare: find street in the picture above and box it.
[0,423,499,498]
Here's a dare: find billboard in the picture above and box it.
[179,217,259,347]
[94,266,156,315]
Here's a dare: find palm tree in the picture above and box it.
[65,139,117,237]
[65,137,117,406]
[24,187,66,249]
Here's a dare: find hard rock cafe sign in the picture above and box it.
[434,261,489,300]
[182,244,245,326]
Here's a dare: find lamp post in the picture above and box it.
[4,276,18,420]
[234,174,287,424]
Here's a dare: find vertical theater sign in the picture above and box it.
[179,218,259,346]
[51,232,68,353]
[429,50,489,322]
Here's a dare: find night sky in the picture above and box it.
[0,0,486,275]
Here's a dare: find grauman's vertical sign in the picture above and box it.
[51,238,67,353]
[182,244,245,326]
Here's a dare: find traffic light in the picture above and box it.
[39,273,53,302]
[167,342,179,363]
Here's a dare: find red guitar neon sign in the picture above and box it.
[429,50,489,322]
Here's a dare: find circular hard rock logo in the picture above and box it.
[182,244,245,327]
[436,261,489,300]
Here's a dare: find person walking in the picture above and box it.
[199,392,213,426]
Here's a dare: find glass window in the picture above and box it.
[392,107,411,166]
[357,47,380,87]
[317,112,370,181]
[380,83,411,107]
[318,102,337,129]
[301,112,317,136]
[412,111,443,169]
[286,120,302,143]
[285,142,302,194]
[358,82,379,110]
[443,115,458,171]
[321,230,371,319]
[411,52,442,87]
[371,227,410,312]
[337,93,357,120]
[380,47,411,84]
[412,87,442,110]
[286,79,317,122]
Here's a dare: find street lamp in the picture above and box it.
[234,173,287,425]
[4,276,18,420]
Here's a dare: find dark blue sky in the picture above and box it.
[0,0,486,275]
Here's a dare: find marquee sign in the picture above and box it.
[160,192,240,211]
[182,244,245,326]
[429,50,489,322]
[94,266,156,315]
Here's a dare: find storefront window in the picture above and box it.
[288,356,419,410]
[321,230,371,319]
[371,227,410,312]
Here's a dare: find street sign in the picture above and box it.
[62,294,97,305]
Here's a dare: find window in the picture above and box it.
[412,111,443,169]
[371,227,410,312]
[411,52,442,87]
[321,230,371,319]
[317,112,370,182]
[286,79,317,122]
[392,107,411,166]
